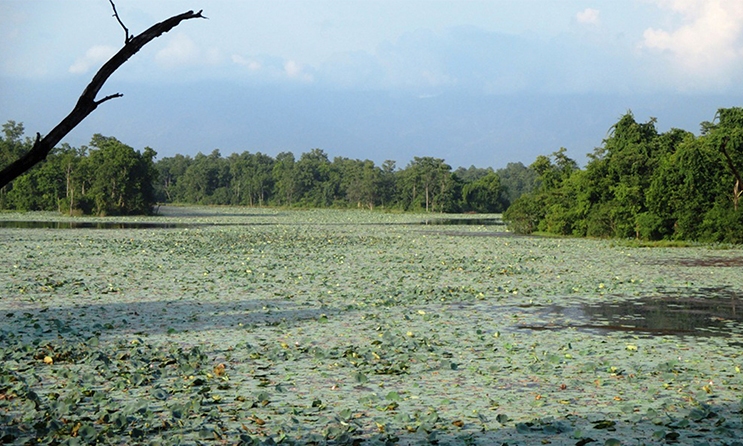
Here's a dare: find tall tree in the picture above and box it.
[180,150,225,204]
[273,152,297,206]
[155,154,192,202]
[295,149,332,206]
[495,162,538,204]
[403,157,452,212]
[83,134,158,215]
[461,172,507,213]
[704,108,743,211]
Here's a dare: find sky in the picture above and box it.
[2,0,743,169]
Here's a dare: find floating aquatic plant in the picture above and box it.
[1,207,742,444]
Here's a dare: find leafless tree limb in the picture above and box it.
[0,9,205,189]
[720,137,742,186]
[720,136,743,211]
[109,0,131,43]
[95,93,125,106]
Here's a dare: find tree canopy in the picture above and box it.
[4,106,743,244]
[503,107,743,243]
[0,123,534,215]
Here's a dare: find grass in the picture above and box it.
[1,206,742,445]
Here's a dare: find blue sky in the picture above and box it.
[2,1,743,169]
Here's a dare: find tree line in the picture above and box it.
[503,107,743,243]
[4,106,742,243]
[0,120,537,215]
[0,122,157,216]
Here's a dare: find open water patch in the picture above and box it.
[514,288,741,337]
[0,220,272,229]
[0,216,509,230]
[421,217,505,226]
[650,256,743,267]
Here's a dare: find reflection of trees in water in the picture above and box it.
[581,287,740,335]
[656,257,743,267]
[0,221,187,229]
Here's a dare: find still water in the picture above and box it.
[517,287,741,337]
[0,217,505,229]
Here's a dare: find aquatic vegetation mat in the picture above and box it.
[1,207,742,445]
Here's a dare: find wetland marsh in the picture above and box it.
[1,207,741,445]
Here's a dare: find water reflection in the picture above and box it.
[0,221,215,229]
[518,287,741,337]
[422,218,504,226]
[0,217,508,230]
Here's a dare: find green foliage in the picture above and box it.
[0,119,520,215]
[504,149,579,235]
[0,121,34,209]
[506,109,743,243]
[84,135,158,215]
[400,156,455,212]
[1,129,158,215]
[6,104,743,235]
[502,193,545,234]
[700,200,743,243]
[1,208,742,443]
[495,162,539,204]
[461,172,508,213]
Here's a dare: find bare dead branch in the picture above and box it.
[95,93,124,106]
[0,9,205,189]
[109,0,131,43]
[720,136,743,211]
[720,136,742,186]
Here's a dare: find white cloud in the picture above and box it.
[576,8,600,25]
[284,60,301,77]
[284,60,313,82]
[155,33,199,67]
[232,54,262,71]
[68,45,117,74]
[642,0,743,86]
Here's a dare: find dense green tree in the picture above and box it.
[241,152,275,206]
[703,107,743,211]
[2,130,157,215]
[504,148,579,234]
[83,134,158,215]
[294,149,332,206]
[333,157,381,209]
[454,165,493,183]
[227,152,249,205]
[645,135,720,240]
[402,157,453,212]
[505,109,743,242]
[495,162,538,204]
[272,152,297,206]
[502,192,547,234]
[0,121,33,208]
[378,160,398,208]
[6,105,743,240]
[461,172,507,213]
[51,144,86,214]
[180,150,227,204]
[155,154,192,203]
[0,121,30,171]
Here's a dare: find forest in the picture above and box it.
[503,107,743,244]
[0,120,536,215]
[1,106,742,242]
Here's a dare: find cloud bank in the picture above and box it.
[68,45,117,74]
[642,0,743,88]
[576,8,601,25]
